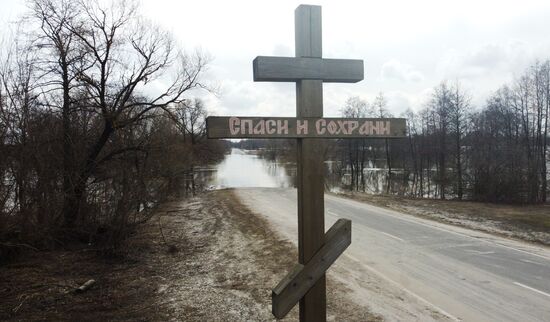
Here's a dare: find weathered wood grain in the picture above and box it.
[253,56,364,83]
[272,219,352,319]
[294,6,327,322]
[295,4,321,57]
[206,116,407,138]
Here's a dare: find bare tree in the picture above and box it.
[448,81,471,200]
[58,0,209,225]
[0,0,227,254]
[403,108,419,196]
[430,82,452,199]
[373,92,393,194]
[340,96,368,190]
[533,61,549,202]
[0,35,40,228]
[175,98,207,145]
[30,0,84,228]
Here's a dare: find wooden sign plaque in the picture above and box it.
[207,116,406,139]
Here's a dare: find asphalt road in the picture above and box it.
[235,187,550,322]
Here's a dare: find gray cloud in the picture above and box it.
[437,40,537,79]
[381,59,425,82]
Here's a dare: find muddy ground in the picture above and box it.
[335,192,550,246]
[0,189,379,321]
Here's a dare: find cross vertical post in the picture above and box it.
[206,3,394,320]
[295,5,326,322]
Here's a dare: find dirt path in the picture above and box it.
[0,189,379,321]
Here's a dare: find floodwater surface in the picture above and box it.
[210,149,292,188]
[208,148,396,193]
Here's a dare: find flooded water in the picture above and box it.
[205,148,395,193]
[202,148,549,198]
[209,149,293,188]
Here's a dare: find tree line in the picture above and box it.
[336,62,549,204]
[0,0,227,256]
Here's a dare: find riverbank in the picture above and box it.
[335,191,550,246]
[0,190,379,321]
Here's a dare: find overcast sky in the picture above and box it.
[2,0,550,117]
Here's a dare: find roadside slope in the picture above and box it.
[0,189,378,321]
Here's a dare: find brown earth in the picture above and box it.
[335,191,550,246]
[0,189,379,321]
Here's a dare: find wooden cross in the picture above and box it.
[207,5,405,322]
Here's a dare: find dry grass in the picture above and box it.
[1,189,379,321]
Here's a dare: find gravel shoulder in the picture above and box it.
[333,192,550,246]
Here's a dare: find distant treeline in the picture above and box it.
[339,61,549,204]
[236,61,549,204]
[0,0,227,255]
